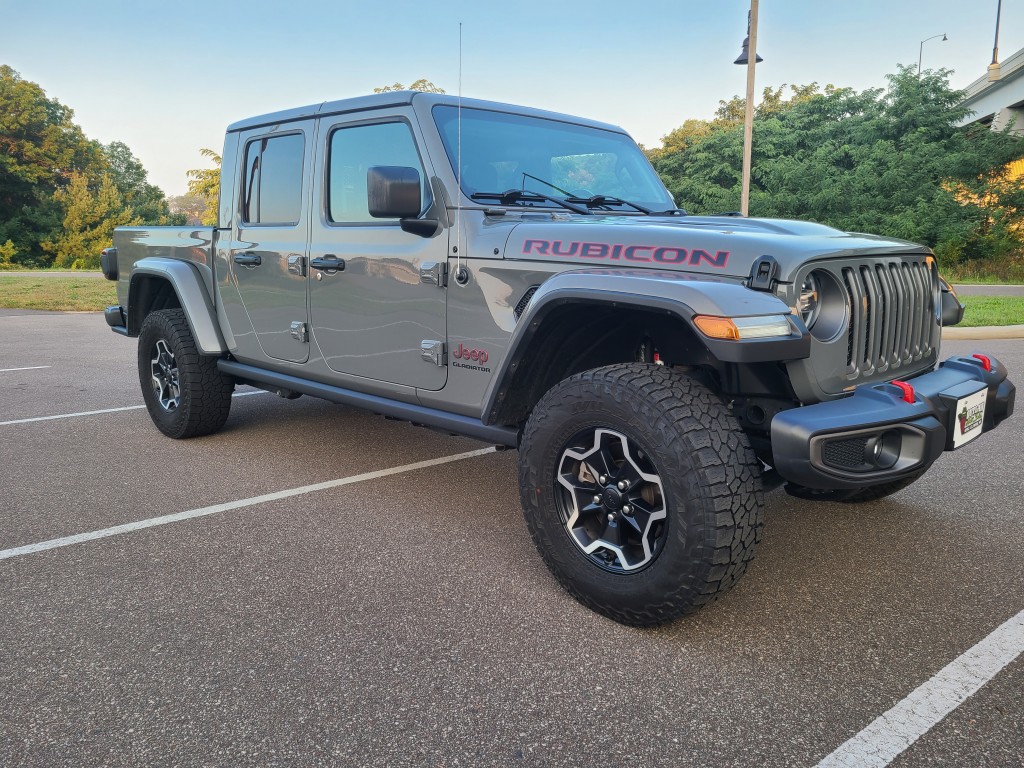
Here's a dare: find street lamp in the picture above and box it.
[917,33,947,77]
[734,1,761,217]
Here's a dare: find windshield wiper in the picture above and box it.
[521,173,574,197]
[469,189,591,215]
[564,195,655,214]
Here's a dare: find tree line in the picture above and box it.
[0,65,188,269]
[2,66,1021,274]
[649,67,1024,273]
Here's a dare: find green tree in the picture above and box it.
[0,65,104,266]
[43,172,140,269]
[186,148,221,226]
[653,67,1024,260]
[0,239,17,270]
[103,141,170,224]
[373,79,445,94]
[647,84,827,162]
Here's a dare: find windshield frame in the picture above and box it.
[431,105,675,213]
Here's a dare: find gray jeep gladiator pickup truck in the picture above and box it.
[101,91,1015,626]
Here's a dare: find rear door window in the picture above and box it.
[241,133,305,225]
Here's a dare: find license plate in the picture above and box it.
[951,387,987,448]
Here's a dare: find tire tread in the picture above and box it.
[518,363,764,626]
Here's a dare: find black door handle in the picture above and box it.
[234,252,262,267]
[310,255,345,273]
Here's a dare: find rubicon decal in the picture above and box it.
[522,239,730,268]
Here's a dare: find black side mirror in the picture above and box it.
[939,278,965,326]
[367,166,422,218]
[367,166,439,237]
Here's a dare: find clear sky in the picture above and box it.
[3,0,1021,197]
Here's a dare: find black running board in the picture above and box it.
[218,359,519,447]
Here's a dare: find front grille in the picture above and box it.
[840,258,939,379]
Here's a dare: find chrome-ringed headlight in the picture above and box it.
[798,273,821,328]
[795,269,848,341]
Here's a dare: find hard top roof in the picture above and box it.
[226,91,626,134]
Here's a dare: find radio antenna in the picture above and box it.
[454,22,465,284]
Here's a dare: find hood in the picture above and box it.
[502,214,930,283]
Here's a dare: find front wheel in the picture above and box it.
[138,308,234,439]
[518,364,764,626]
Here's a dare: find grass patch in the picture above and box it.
[1,273,1020,328]
[939,255,1024,284]
[0,275,116,311]
[959,295,1024,327]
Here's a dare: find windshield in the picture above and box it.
[432,106,675,212]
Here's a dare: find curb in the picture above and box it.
[943,324,1024,340]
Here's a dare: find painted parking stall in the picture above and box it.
[0,313,1021,767]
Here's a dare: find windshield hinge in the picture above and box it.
[748,255,779,292]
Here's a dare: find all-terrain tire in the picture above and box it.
[138,308,233,439]
[785,467,928,504]
[518,363,764,626]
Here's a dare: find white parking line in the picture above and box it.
[0,447,497,561]
[815,608,1024,768]
[0,390,266,426]
[0,365,51,373]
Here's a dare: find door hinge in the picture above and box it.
[420,340,446,366]
[288,255,307,277]
[290,321,309,343]
[420,261,447,287]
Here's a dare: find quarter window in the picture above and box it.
[328,122,427,223]
[241,133,304,225]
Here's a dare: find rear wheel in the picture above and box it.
[138,309,233,438]
[518,363,764,626]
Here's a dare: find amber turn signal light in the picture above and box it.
[693,314,792,341]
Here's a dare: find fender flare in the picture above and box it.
[481,269,809,425]
[128,257,227,355]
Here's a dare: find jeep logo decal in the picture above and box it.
[453,343,488,364]
[522,239,729,268]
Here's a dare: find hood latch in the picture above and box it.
[748,255,779,292]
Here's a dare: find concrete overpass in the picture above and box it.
[958,46,1024,132]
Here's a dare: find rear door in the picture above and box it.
[230,122,314,363]
[308,112,448,390]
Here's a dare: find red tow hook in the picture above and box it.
[890,380,915,404]
[972,353,993,372]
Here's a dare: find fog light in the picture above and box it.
[864,430,901,470]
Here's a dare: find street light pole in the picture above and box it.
[989,0,1002,80]
[917,33,948,77]
[740,0,759,217]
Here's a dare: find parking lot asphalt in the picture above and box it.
[1,312,1021,768]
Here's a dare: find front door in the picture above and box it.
[308,114,447,390]
[231,122,314,363]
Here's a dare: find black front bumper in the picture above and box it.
[771,354,1015,490]
[105,305,129,336]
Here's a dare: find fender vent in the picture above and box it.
[514,286,539,320]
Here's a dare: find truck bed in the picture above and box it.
[112,226,217,306]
